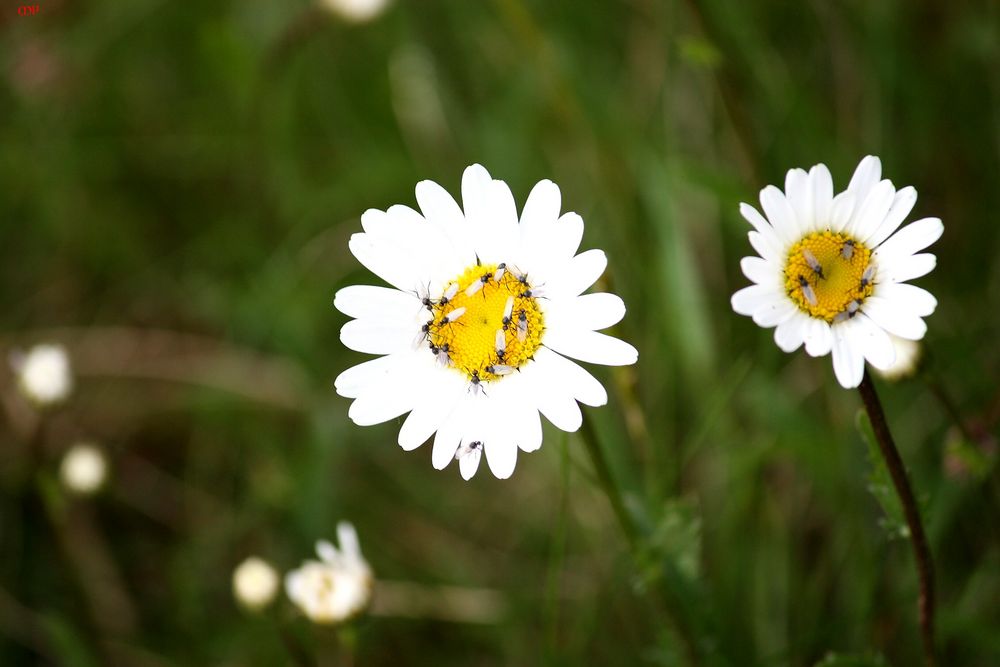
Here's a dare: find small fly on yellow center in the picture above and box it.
[784,231,875,323]
[421,262,544,391]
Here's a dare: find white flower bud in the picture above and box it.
[11,344,73,406]
[59,443,107,495]
[318,0,390,23]
[233,557,280,611]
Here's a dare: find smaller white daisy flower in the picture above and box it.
[731,156,942,388]
[233,556,280,611]
[59,442,107,495]
[334,165,638,480]
[285,522,373,624]
[10,343,73,406]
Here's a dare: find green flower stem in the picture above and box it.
[578,415,705,667]
[858,370,936,666]
[579,415,638,550]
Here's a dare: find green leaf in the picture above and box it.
[855,409,909,540]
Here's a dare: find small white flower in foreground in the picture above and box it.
[233,556,280,611]
[334,165,638,479]
[10,343,73,406]
[59,442,107,495]
[318,0,390,23]
[874,335,922,382]
[285,522,373,624]
[731,156,942,388]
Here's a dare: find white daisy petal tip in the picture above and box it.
[732,155,940,389]
[335,166,636,478]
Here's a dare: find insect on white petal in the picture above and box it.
[485,364,514,376]
[412,320,435,349]
[454,439,483,460]
[494,329,506,360]
[468,370,486,396]
[841,239,855,260]
[494,263,507,283]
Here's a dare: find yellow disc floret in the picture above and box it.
[784,232,875,323]
[428,263,544,382]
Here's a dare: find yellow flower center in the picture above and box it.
[784,231,875,323]
[428,263,544,382]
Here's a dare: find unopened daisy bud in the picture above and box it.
[59,442,107,495]
[873,335,922,382]
[285,522,373,624]
[318,0,390,23]
[233,557,280,611]
[10,343,73,406]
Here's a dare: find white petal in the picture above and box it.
[740,256,780,287]
[846,155,882,208]
[547,293,626,332]
[784,168,813,232]
[751,298,797,328]
[477,178,520,263]
[862,296,927,340]
[340,319,413,355]
[347,374,418,426]
[848,180,895,240]
[874,217,944,260]
[458,447,482,480]
[748,230,783,262]
[520,179,562,232]
[803,318,833,357]
[739,203,777,237]
[759,185,798,244]
[397,370,465,450]
[535,347,607,407]
[555,249,607,297]
[810,164,834,226]
[348,234,422,294]
[335,354,399,398]
[855,315,896,371]
[512,403,543,453]
[879,253,936,283]
[432,404,467,470]
[731,284,776,316]
[829,190,856,233]
[773,312,808,353]
[484,433,518,480]
[866,186,917,248]
[548,212,585,263]
[875,283,937,317]
[461,164,494,257]
[334,285,417,320]
[831,322,865,388]
[543,328,638,366]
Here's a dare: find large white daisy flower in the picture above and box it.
[731,156,942,389]
[334,165,638,480]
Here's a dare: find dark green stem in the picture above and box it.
[858,370,936,666]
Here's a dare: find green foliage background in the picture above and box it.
[1,0,998,665]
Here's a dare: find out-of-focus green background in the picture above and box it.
[2,0,998,665]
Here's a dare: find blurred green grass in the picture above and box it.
[1,0,999,665]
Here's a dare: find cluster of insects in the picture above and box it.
[793,239,875,324]
[410,262,544,397]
